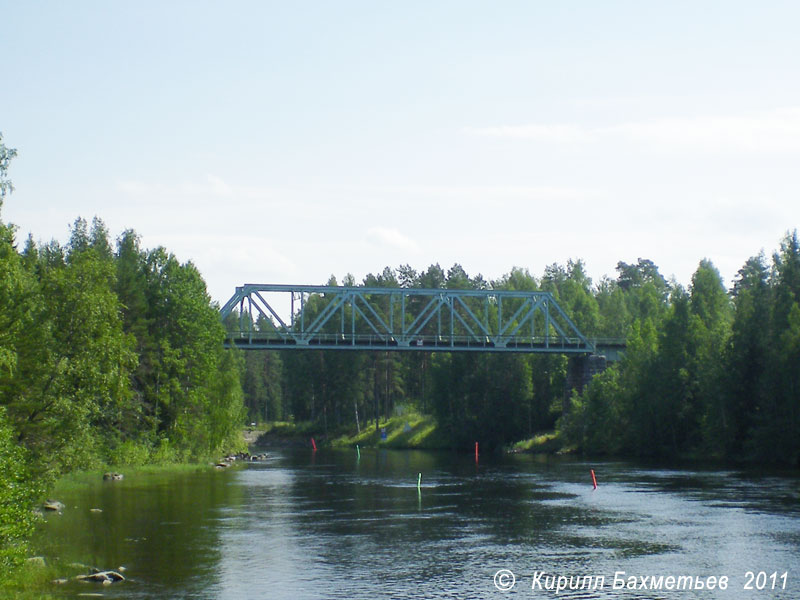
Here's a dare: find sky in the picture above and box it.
[2,1,799,304]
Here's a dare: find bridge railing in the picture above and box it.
[226,331,594,352]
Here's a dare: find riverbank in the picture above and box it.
[249,414,450,450]
[1,462,241,600]
[248,416,566,454]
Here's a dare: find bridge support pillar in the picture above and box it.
[564,354,607,406]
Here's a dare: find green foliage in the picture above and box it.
[0,408,41,570]
[0,132,16,203]
[556,235,800,465]
[1,214,245,473]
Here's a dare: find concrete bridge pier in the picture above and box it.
[565,354,608,403]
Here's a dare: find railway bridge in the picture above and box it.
[220,284,625,395]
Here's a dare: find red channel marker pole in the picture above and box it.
[311,437,317,451]
[591,469,597,490]
[475,442,479,462]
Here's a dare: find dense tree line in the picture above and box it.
[562,236,800,466]
[1,133,245,568]
[235,239,800,466]
[0,217,244,475]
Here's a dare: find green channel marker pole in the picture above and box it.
[356,444,360,459]
[417,473,421,490]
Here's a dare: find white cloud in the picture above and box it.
[206,174,233,196]
[144,233,299,303]
[116,174,241,200]
[366,227,421,253]
[464,124,592,143]
[467,107,800,154]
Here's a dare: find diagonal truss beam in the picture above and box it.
[220,284,596,354]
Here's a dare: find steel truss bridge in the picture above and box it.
[220,284,623,356]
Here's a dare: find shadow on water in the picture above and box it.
[37,468,244,598]
[36,450,800,599]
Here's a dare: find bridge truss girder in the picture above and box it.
[221,284,595,354]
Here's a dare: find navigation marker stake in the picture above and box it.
[417,473,421,491]
[311,437,317,451]
[356,444,360,460]
[591,469,597,490]
[475,441,479,462]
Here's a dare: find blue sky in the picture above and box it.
[2,1,799,303]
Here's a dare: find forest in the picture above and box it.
[233,240,800,468]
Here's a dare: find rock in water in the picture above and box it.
[43,500,65,511]
[75,570,125,584]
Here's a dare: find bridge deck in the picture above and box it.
[227,333,596,353]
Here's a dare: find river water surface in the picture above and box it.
[39,449,800,599]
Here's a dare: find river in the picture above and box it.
[38,449,800,599]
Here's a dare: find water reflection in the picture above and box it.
[38,451,800,599]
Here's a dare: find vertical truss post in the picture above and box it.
[449,295,454,347]
[340,292,345,336]
[484,297,489,338]
[401,293,406,343]
[247,296,253,343]
[498,296,503,346]
[389,294,394,336]
[437,297,442,341]
[545,302,550,348]
[238,297,244,335]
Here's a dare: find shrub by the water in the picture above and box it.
[0,408,41,570]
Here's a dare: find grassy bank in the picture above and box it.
[250,413,449,450]
[0,561,61,600]
[330,412,449,449]
[51,462,220,492]
[249,418,572,453]
[507,431,568,454]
